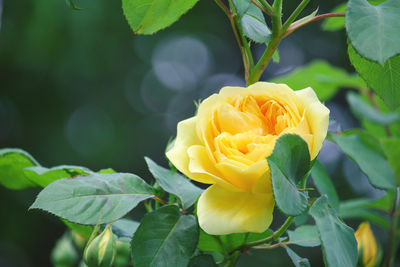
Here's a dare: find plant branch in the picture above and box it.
[214,0,231,17]
[282,0,310,33]
[242,216,294,249]
[250,0,273,16]
[153,196,168,205]
[246,0,283,85]
[258,0,274,14]
[282,13,345,38]
[253,241,291,250]
[228,0,253,81]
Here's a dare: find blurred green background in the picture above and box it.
[0,0,385,266]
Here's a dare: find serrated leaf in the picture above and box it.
[0,148,39,190]
[131,205,198,267]
[287,225,320,247]
[311,161,340,211]
[346,0,400,65]
[348,44,400,110]
[380,138,400,183]
[331,132,396,189]
[347,92,399,125]
[268,134,310,216]
[309,196,358,267]
[241,4,271,43]
[122,0,199,35]
[271,60,365,101]
[24,165,92,188]
[30,173,154,225]
[285,246,310,267]
[321,3,346,31]
[145,157,202,209]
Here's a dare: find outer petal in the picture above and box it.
[166,117,214,184]
[197,184,274,235]
[295,87,330,159]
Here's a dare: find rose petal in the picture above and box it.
[295,87,330,159]
[166,117,214,184]
[197,184,274,235]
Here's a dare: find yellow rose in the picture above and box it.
[355,222,378,267]
[166,82,329,235]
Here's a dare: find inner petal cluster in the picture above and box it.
[209,95,302,168]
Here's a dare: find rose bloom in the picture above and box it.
[355,222,378,267]
[166,82,329,235]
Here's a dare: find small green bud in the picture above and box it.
[84,224,116,267]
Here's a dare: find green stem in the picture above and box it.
[258,0,274,14]
[250,0,273,16]
[282,0,310,33]
[213,0,231,17]
[242,216,294,249]
[247,0,282,85]
[282,13,345,38]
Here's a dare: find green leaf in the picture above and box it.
[339,199,390,229]
[346,0,400,65]
[311,161,340,211]
[347,92,399,125]
[122,0,199,35]
[145,157,202,209]
[309,196,358,267]
[197,229,272,254]
[131,205,198,267]
[272,49,280,63]
[285,246,310,267]
[268,134,310,216]
[30,173,154,225]
[24,165,91,188]
[271,60,365,101]
[380,138,400,184]
[188,255,217,267]
[241,4,271,43]
[287,225,320,247]
[112,219,140,242]
[321,3,346,31]
[0,148,39,190]
[330,132,396,189]
[348,44,400,110]
[232,0,251,17]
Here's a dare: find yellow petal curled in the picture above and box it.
[166,117,214,184]
[295,87,330,159]
[197,184,274,235]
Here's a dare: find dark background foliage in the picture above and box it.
[0,0,380,266]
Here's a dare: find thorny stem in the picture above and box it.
[282,13,346,38]
[282,0,310,33]
[250,0,273,16]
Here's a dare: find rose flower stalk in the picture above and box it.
[166,82,329,235]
